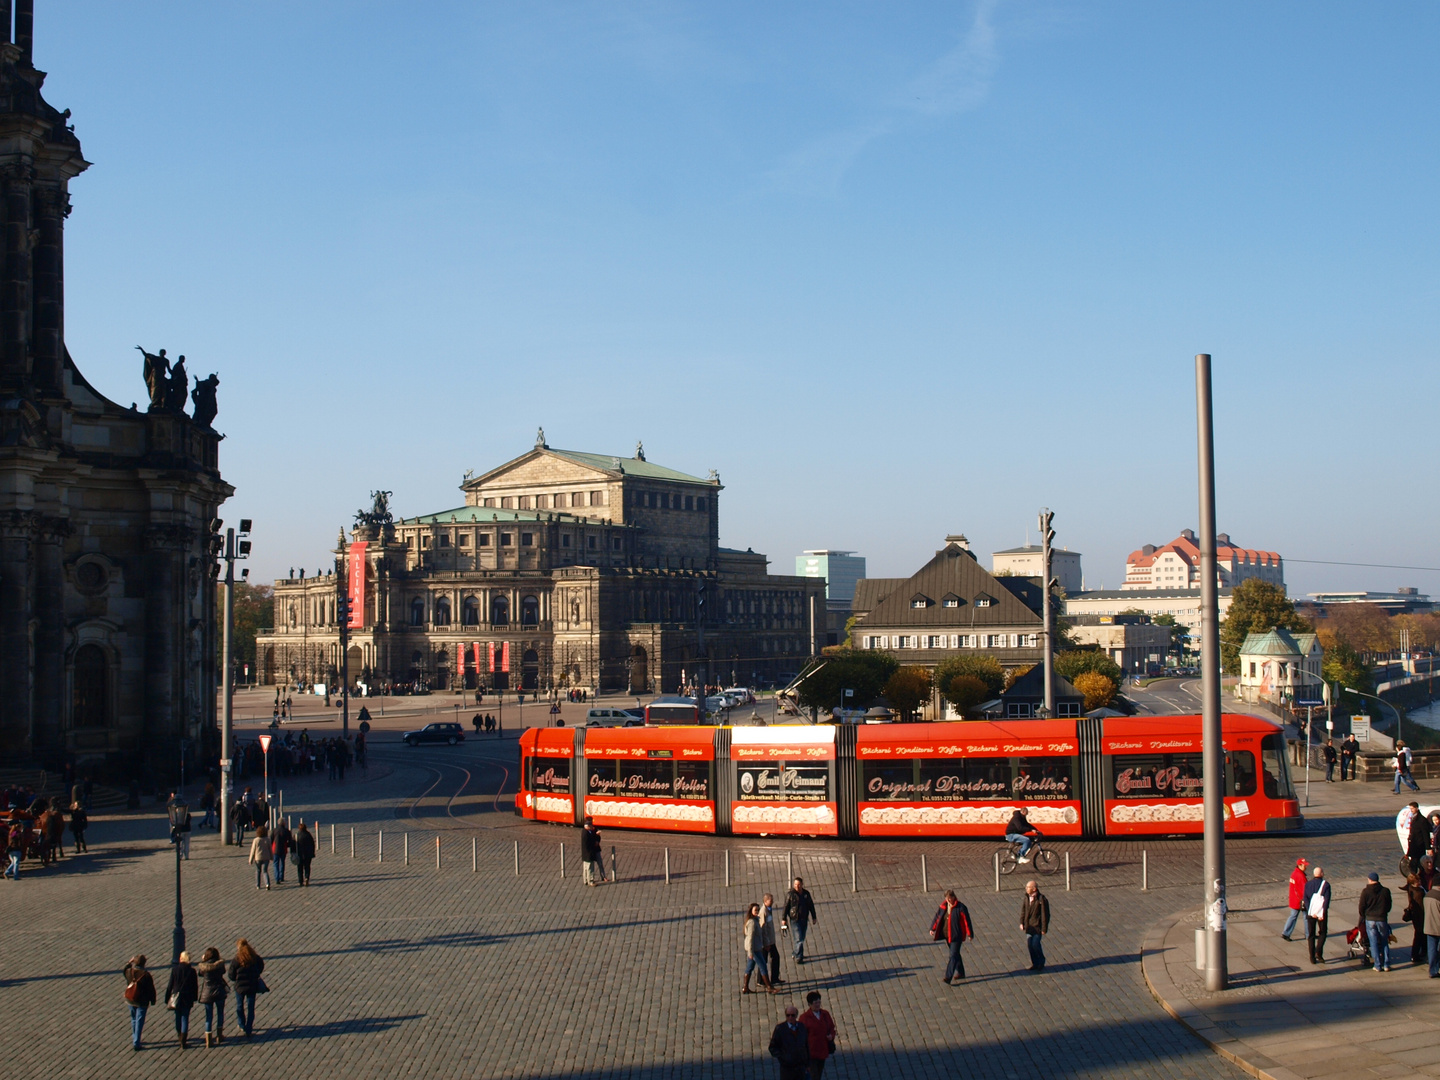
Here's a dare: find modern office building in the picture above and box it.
[991,545,1083,595]
[797,550,866,647]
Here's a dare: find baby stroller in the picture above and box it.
[1346,925,1373,967]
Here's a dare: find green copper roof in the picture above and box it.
[401,505,595,526]
[547,448,713,485]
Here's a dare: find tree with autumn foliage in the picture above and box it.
[1072,671,1117,711]
[1219,579,1311,676]
[883,666,933,721]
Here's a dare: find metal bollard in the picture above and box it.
[514,839,519,877]
[665,847,670,886]
[436,835,441,870]
[921,853,927,893]
[472,836,477,873]
[850,852,856,893]
[287,814,292,830]
[560,842,565,879]
[610,845,616,883]
[404,832,409,866]
[350,827,354,859]
[994,851,1000,892]
[331,823,335,854]
[1142,849,1148,891]
[378,830,383,862]
[1065,851,1071,891]
[787,850,793,884]
[724,849,730,887]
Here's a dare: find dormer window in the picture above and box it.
[942,593,962,608]
[975,593,993,607]
[910,594,932,609]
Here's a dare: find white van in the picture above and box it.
[584,707,638,727]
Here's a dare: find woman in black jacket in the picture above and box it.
[195,946,228,1047]
[294,821,316,886]
[227,938,265,1037]
[163,951,199,1049]
[122,954,157,1051]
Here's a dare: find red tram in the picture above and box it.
[516,714,1302,839]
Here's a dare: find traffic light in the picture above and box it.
[336,595,351,625]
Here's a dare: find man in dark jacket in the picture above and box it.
[1006,807,1040,862]
[293,821,316,886]
[1321,740,1338,782]
[768,1006,810,1080]
[271,819,292,884]
[782,877,818,964]
[935,889,974,984]
[1020,880,1050,972]
[580,817,605,885]
[1359,872,1393,971]
[1339,733,1359,781]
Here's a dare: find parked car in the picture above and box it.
[403,722,465,747]
[584,707,637,727]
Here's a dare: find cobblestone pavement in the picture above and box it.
[0,736,1413,1080]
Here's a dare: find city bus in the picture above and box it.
[516,713,1302,839]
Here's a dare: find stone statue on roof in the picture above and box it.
[354,490,394,533]
[635,440,645,461]
[535,427,547,449]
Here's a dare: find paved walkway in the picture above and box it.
[1144,881,1440,1080]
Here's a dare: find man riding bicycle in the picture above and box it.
[1006,807,1042,864]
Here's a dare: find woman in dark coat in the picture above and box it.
[163,951,199,1048]
[195,946,228,1046]
[227,938,265,1037]
[68,801,88,852]
[294,821,316,886]
[1404,873,1428,965]
[122,954,157,1050]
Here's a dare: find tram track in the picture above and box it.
[370,744,514,827]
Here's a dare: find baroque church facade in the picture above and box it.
[257,434,826,695]
[0,5,231,774]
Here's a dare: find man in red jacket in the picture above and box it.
[1283,857,1309,940]
[798,991,837,1079]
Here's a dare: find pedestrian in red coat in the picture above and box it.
[798,991,837,1079]
[1283,857,1309,940]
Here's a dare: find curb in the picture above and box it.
[1140,911,1306,1080]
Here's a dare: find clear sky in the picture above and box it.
[42,2,1439,596]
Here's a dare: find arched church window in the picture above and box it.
[73,644,108,728]
[521,596,540,626]
[462,596,480,626]
[491,595,509,626]
[410,598,425,626]
[434,597,451,626]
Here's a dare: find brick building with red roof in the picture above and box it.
[1121,530,1283,592]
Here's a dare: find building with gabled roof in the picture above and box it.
[1237,628,1323,706]
[1123,530,1283,592]
[848,534,1047,672]
[256,432,824,696]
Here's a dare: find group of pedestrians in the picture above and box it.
[247,818,317,889]
[1319,732,1360,782]
[122,940,267,1050]
[740,878,817,994]
[930,879,1051,983]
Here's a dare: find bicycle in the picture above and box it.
[995,836,1060,876]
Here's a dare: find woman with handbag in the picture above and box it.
[741,904,775,995]
[195,946,228,1047]
[122,954,156,1051]
[249,823,272,890]
[163,951,199,1048]
[227,938,266,1037]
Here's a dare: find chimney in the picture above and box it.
[1180,528,1196,543]
[1216,532,1231,546]
[14,0,30,62]
[1142,544,1155,556]
[944,533,970,551]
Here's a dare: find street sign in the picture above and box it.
[258,734,272,753]
[1296,700,1324,707]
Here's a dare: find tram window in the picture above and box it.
[1013,758,1073,801]
[1111,754,1204,799]
[529,756,571,794]
[1261,733,1295,799]
[675,761,711,800]
[862,762,924,801]
[737,760,830,802]
[1228,750,1258,798]
[619,759,674,798]
[918,757,1009,801]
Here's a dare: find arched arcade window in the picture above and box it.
[521,595,540,626]
[491,595,509,626]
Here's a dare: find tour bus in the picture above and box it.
[516,713,1302,840]
[643,696,705,726]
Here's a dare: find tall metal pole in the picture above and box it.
[1040,510,1056,716]
[172,832,185,963]
[1195,353,1228,992]
[220,529,235,845]
[340,545,351,738]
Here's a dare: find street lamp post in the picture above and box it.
[167,798,189,963]
[1345,686,1402,745]
[212,518,251,846]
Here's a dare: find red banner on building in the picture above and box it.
[473,642,483,672]
[347,542,367,629]
[501,642,510,672]
[457,643,466,678]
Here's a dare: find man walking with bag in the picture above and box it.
[1304,865,1331,964]
[782,877,818,965]
[1020,879,1050,972]
[932,889,974,984]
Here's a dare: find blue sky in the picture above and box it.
[43,2,1439,596]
